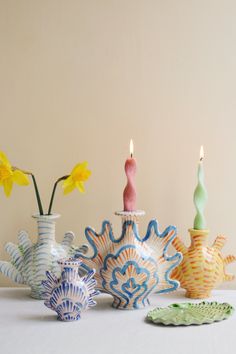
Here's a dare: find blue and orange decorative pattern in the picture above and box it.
[77,211,182,310]
[42,258,99,321]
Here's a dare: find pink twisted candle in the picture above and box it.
[123,140,137,211]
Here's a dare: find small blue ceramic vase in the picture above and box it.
[42,258,99,321]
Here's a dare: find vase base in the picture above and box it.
[57,316,81,322]
[30,290,45,300]
[112,298,150,310]
[185,291,211,299]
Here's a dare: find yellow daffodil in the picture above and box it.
[63,162,91,195]
[0,151,30,197]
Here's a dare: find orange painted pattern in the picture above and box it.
[172,229,236,299]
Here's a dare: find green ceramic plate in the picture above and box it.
[147,301,234,326]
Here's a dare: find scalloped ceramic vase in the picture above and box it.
[42,259,99,321]
[0,214,88,299]
[172,229,236,299]
[147,301,235,326]
[77,211,182,310]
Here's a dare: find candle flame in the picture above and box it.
[130,139,134,157]
[200,145,204,161]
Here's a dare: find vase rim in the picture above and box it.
[32,213,61,220]
[58,258,82,267]
[188,228,210,235]
[115,210,145,216]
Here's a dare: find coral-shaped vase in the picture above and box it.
[172,229,236,299]
[77,211,182,310]
[0,214,88,299]
[42,258,99,321]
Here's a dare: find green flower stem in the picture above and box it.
[47,175,69,215]
[30,174,44,215]
[13,167,44,215]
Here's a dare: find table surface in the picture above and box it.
[0,288,235,354]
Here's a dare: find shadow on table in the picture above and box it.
[92,295,113,311]
[0,288,34,302]
[19,314,56,322]
[156,290,187,300]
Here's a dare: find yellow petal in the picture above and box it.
[13,170,30,186]
[0,151,11,168]
[63,182,76,195]
[63,176,75,195]
[71,163,80,175]
[72,162,91,181]
[72,161,89,174]
[3,178,13,197]
[82,169,91,180]
[63,175,73,188]
[76,181,85,193]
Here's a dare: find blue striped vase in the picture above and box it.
[0,214,88,299]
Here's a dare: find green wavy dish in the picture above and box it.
[147,301,234,326]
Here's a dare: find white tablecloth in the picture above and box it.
[0,288,235,354]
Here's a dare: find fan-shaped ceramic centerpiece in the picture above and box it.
[77,210,182,310]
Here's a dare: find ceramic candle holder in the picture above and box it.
[172,228,236,299]
[0,214,88,299]
[76,211,182,310]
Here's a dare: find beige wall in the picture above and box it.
[0,0,236,288]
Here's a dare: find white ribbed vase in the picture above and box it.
[0,214,88,300]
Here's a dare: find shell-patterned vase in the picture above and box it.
[0,214,88,299]
[77,211,182,310]
[172,229,236,299]
[42,259,99,321]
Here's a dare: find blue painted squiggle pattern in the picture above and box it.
[76,216,182,309]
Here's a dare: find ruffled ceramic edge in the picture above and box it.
[81,219,178,255]
[146,302,235,326]
[75,218,182,295]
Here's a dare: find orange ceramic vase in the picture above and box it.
[172,229,236,299]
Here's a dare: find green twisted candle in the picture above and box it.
[193,147,208,230]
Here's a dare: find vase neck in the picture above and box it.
[33,215,60,243]
[189,229,209,248]
[115,211,145,233]
[58,259,82,282]
[61,266,79,281]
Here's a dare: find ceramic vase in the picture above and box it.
[42,258,99,321]
[0,214,88,299]
[77,211,182,310]
[172,228,236,298]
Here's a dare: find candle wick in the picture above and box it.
[200,157,203,162]
[131,153,133,158]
